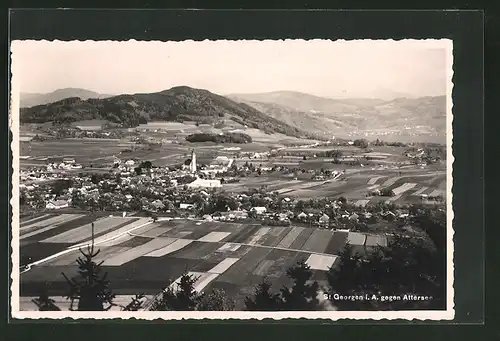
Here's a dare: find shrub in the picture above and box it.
[379,188,395,197]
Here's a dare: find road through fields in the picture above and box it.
[22,218,154,269]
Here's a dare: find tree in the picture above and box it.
[90,173,101,185]
[51,179,73,196]
[140,161,153,176]
[61,226,116,311]
[151,273,199,311]
[338,196,347,205]
[245,280,282,311]
[280,260,320,311]
[71,190,85,209]
[32,283,61,311]
[134,166,143,176]
[121,294,147,311]
[327,232,446,310]
[326,244,365,310]
[353,139,369,149]
[197,289,235,311]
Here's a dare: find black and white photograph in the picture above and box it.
[10,38,454,320]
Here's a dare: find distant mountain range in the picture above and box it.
[19,86,308,138]
[227,91,447,136]
[20,88,113,108]
[20,87,447,140]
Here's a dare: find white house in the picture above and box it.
[180,203,195,210]
[251,207,267,215]
[46,200,69,210]
[319,214,330,225]
[297,212,308,220]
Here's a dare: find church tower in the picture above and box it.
[190,149,197,173]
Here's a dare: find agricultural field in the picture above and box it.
[19,215,390,311]
[19,122,317,169]
[225,167,446,203]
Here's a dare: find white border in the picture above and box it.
[9,39,454,320]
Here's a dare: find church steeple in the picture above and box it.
[190,149,197,173]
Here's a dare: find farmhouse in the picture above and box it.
[251,207,267,215]
[179,203,195,210]
[297,212,308,220]
[319,214,330,225]
[45,200,69,210]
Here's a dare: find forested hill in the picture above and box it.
[19,86,309,138]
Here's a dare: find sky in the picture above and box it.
[12,39,451,99]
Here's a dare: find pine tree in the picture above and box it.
[32,283,61,311]
[121,294,147,311]
[279,260,320,311]
[327,232,446,310]
[151,273,199,311]
[150,274,236,311]
[61,222,115,311]
[244,280,282,311]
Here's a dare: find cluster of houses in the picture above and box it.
[20,147,420,235]
[46,158,83,171]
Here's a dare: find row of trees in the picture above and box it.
[186,132,253,144]
[32,210,446,311]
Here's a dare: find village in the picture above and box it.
[19,145,445,238]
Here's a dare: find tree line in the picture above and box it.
[185,132,253,144]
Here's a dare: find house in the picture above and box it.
[179,203,195,210]
[151,200,165,210]
[187,177,222,189]
[319,214,330,225]
[349,213,359,221]
[202,214,213,221]
[62,157,76,164]
[226,210,248,220]
[46,200,69,210]
[276,213,289,221]
[297,212,308,220]
[251,207,267,215]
